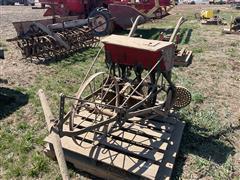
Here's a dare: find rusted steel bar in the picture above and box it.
[120,57,163,108]
[84,104,117,117]
[38,89,70,180]
[32,22,70,50]
[128,105,166,118]
[62,116,118,137]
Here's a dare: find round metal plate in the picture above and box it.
[173,86,191,109]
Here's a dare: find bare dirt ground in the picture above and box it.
[0,4,240,179]
[0,6,49,87]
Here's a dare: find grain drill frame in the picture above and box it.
[39,17,192,179]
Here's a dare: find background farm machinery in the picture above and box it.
[8,16,100,62]
[39,0,175,32]
[223,16,240,34]
[8,15,189,64]
[195,10,226,25]
[8,0,176,62]
[39,18,192,179]
[0,0,34,6]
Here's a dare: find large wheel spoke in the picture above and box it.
[69,72,119,147]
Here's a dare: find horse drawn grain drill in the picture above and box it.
[39,19,192,179]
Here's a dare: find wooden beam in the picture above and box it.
[38,89,70,180]
[156,120,185,179]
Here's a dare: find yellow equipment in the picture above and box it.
[195,9,225,25]
[201,10,214,19]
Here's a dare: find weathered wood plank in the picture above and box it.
[99,138,164,164]
[45,116,185,180]
[121,122,171,140]
[44,143,141,180]
[45,135,160,179]
[128,116,174,132]
[72,116,170,150]
[74,111,172,140]
[111,130,168,150]
[61,124,165,164]
[156,120,185,180]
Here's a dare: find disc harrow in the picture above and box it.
[8,18,99,63]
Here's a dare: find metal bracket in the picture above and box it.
[32,22,70,50]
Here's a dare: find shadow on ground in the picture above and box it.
[172,121,236,179]
[25,47,100,65]
[115,27,193,44]
[0,87,28,120]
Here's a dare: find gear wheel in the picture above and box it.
[173,86,191,109]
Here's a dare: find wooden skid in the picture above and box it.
[222,29,240,35]
[44,115,185,180]
[201,20,219,25]
[174,49,192,67]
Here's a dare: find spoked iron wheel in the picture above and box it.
[69,72,119,147]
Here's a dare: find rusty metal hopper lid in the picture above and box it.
[101,35,173,52]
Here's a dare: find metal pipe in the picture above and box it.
[128,105,165,118]
[48,19,89,30]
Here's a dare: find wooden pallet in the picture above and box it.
[44,114,185,180]
[174,48,192,67]
[223,28,240,35]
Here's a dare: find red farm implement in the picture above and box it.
[40,0,175,33]
[7,0,175,62]
[38,17,192,180]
